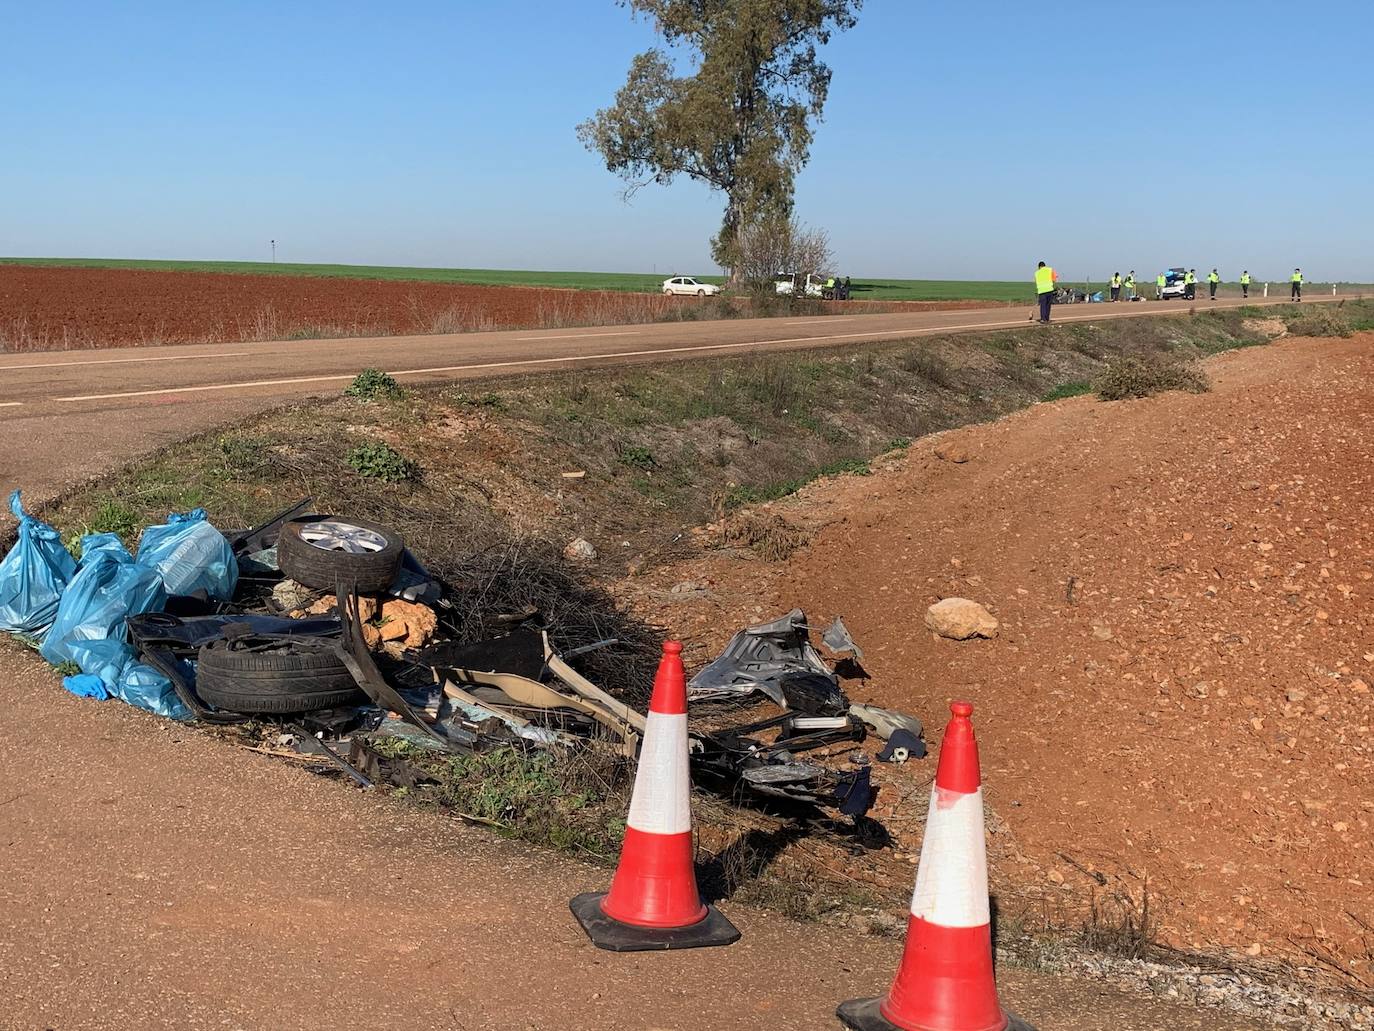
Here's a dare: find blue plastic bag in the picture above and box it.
[80,532,127,562]
[136,508,238,600]
[0,490,78,637]
[63,673,111,700]
[39,542,167,688]
[113,660,191,721]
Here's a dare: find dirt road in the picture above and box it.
[0,295,1335,509]
[0,643,1268,1030]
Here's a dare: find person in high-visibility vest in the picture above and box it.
[1240,270,1252,298]
[1110,272,1122,302]
[1291,268,1303,301]
[1035,261,1055,323]
[1185,269,1197,300]
[1156,272,1166,300]
[1125,271,1136,300]
[1208,269,1220,301]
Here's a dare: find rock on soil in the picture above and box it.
[925,597,1000,639]
[934,442,971,464]
[563,537,598,562]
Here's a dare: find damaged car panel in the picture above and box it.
[687,609,850,713]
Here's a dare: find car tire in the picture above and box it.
[697,289,705,297]
[277,517,404,593]
[196,638,364,714]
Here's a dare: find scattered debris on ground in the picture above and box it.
[1,494,922,869]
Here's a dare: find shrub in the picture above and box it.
[217,433,270,476]
[345,367,403,400]
[743,361,806,416]
[1095,357,1209,401]
[1043,381,1092,402]
[901,348,955,388]
[451,390,507,410]
[617,444,657,470]
[1285,307,1351,338]
[720,511,811,561]
[346,441,418,482]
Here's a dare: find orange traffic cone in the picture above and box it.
[838,702,1036,1031]
[570,640,740,951]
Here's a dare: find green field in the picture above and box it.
[2,257,1366,304]
[0,257,720,294]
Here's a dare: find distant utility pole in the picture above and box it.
[271,239,276,263]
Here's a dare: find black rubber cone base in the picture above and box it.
[837,997,1037,1031]
[570,892,740,952]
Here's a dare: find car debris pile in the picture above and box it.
[1,492,926,826]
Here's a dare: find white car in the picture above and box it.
[775,273,825,298]
[662,276,720,297]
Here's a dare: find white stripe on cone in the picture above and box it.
[909,786,991,928]
[624,710,692,836]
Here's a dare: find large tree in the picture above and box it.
[578,0,861,275]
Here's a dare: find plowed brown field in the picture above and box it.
[0,265,995,352]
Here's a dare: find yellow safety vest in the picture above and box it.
[1111,275,1121,288]
[1186,273,1196,284]
[1157,275,1166,287]
[1208,272,1219,283]
[1292,272,1303,283]
[1035,267,1054,293]
[1126,275,1135,285]
[1240,274,1251,285]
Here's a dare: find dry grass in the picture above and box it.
[719,511,811,561]
[1095,356,1210,400]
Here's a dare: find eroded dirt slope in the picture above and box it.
[627,332,1374,993]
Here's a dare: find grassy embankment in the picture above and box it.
[49,301,1374,587]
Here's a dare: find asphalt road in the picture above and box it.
[0,293,1330,508]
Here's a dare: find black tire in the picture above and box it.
[277,516,403,593]
[196,638,363,713]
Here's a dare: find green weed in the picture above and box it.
[346,441,418,482]
[64,497,141,551]
[1043,382,1092,401]
[617,444,657,470]
[345,368,403,400]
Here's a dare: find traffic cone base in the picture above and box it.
[570,891,740,953]
[836,997,1036,1031]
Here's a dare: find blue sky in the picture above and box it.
[2,1,1370,280]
